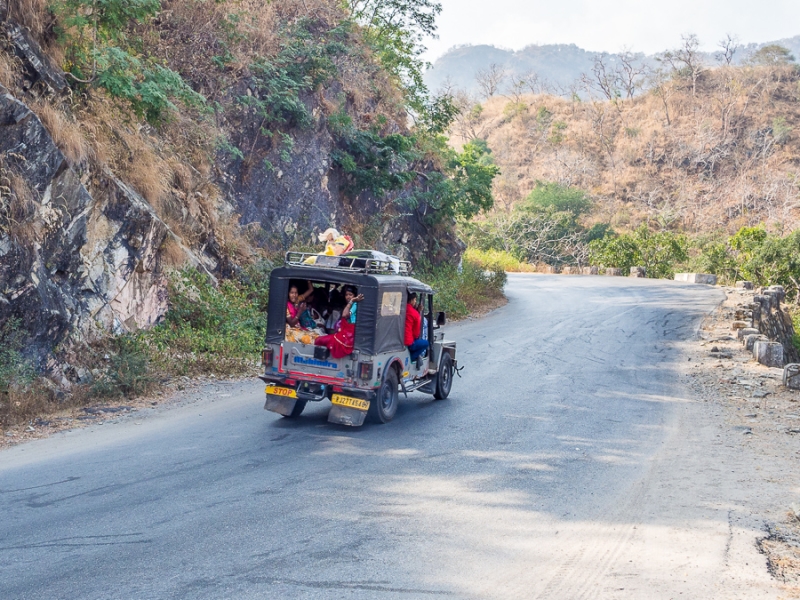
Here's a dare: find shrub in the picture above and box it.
[464,248,536,272]
[418,258,506,320]
[589,225,689,278]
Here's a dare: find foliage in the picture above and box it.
[589,225,689,278]
[54,0,206,124]
[134,266,270,376]
[417,257,506,320]
[0,318,34,395]
[93,47,206,123]
[347,0,441,113]
[91,336,152,398]
[464,248,537,272]
[749,44,796,66]
[410,138,499,221]
[463,182,599,267]
[331,112,499,222]
[242,19,349,133]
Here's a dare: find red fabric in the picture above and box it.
[314,319,355,358]
[404,304,421,346]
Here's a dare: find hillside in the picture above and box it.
[457,63,800,234]
[0,0,491,377]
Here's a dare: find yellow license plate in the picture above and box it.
[266,385,297,399]
[331,394,370,411]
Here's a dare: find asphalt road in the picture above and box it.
[0,275,784,598]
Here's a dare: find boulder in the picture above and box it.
[674,273,717,285]
[753,341,784,368]
[744,334,768,352]
[783,364,800,390]
[630,266,646,278]
[737,327,759,340]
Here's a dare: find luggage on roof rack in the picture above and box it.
[285,250,412,275]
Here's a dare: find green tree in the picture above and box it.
[589,225,688,278]
[749,44,795,66]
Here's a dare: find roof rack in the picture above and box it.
[285,251,412,275]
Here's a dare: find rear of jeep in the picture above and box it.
[259,252,457,426]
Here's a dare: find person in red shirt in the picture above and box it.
[404,292,429,361]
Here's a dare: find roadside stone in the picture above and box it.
[784,364,800,390]
[581,266,599,275]
[742,333,769,352]
[767,285,786,303]
[738,327,759,340]
[752,390,770,399]
[731,320,751,330]
[736,281,754,290]
[630,266,646,278]
[605,268,622,276]
[674,273,718,285]
[754,341,785,368]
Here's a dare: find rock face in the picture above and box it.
[0,83,211,367]
[222,90,462,266]
[4,23,67,94]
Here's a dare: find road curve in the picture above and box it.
[0,275,781,599]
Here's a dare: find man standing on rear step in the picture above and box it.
[405,292,429,362]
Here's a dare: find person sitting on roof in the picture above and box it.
[314,285,363,358]
[404,292,429,362]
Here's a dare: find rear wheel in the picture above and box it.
[434,353,453,400]
[369,368,399,424]
[281,399,307,418]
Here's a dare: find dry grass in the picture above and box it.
[0,50,18,89]
[32,100,90,165]
[8,0,50,40]
[463,65,800,235]
[6,172,39,244]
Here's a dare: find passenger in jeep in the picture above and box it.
[405,292,429,361]
[314,285,363,358]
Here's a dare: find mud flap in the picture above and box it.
[328,405,368,427]
[264,395,299,416]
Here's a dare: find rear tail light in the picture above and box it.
[261,348,274,367]
[358,362,374,380]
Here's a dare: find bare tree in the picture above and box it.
[475,63,507,99]
[660,33,705,96]
[716,34,740,66]
[507,73,528,104]
[616,49,649,99]
[580,53,618,101]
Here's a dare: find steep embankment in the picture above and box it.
[455,64,800,234]
[0,0,464,375]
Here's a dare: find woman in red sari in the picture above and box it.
[314,285,363,358]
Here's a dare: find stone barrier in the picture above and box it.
[736,281,754,290]
[674,273,718,285]
[753,340,785,368]
[784,364,800,390]
[605,268,622,276]
[745,334,768,352]
[630,266,646,278]
[737,327,759,340]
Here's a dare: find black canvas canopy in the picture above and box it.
[266,266,433,355]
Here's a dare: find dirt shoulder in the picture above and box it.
[686,285,800,596]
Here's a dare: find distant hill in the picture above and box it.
[425,36,800,97]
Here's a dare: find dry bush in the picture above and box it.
[8,0,49,40]
[0,50,18,89]
[32,100,89,165]
[159,235,187,267]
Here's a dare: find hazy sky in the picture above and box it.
[422,0,800,61]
